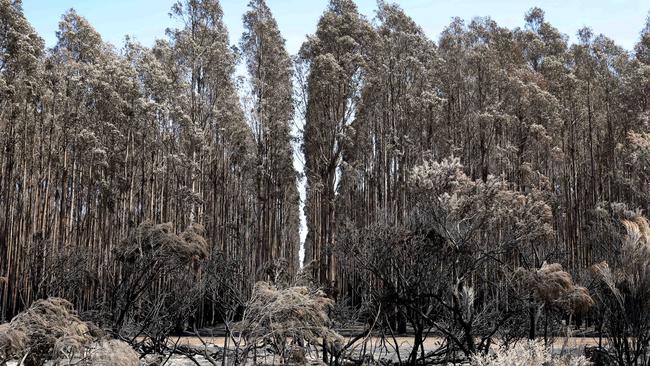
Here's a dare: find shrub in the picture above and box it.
[0,297,143,366]
[472,341,591,366]
[237,281,342,363]
[0,297,101,365]
[590,214,650,364]
[111,221,208,339]
[515,262,594,340]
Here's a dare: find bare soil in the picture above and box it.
[5,336,603,365]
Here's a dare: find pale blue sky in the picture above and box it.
[23,0,650,55]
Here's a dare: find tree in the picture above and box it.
[241,0,300,277]
[299,0,374,288]
[0,0,282,328]
[337,156,563,363]
[110,221,208,339]
[0,0,44,321]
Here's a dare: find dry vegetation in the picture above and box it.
[0,298,138,366]
[588,213,650,365]
[237,282,342,364]
[471,341,591,366]
[0,298,98,365]
[516,263,593,314]
[3,0,650,364]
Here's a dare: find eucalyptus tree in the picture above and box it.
[299,0,374,286]
[0,0,263,324]
[241,0,300,276]
[167,0,259,293]
[333,3,439,327]
[337,2,438,228]
[636,13,650,65]
[0,0,44,321]
[5,2,650,355]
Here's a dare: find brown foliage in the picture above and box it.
[0,298,101,365]
[589,214,650,363]
[590,214,650,309]
[237,281,343,362]
[115,221,208,265]
[516,262,594,313]
[0,297,142,365]
[111,220,209,338]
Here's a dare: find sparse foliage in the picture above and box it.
[237,281,342,364]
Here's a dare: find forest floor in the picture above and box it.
[151,335,602,365]
[4,335,602,365]
[171,334,605,348]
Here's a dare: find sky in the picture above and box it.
[21,0,650,264]
[22,0,650,55]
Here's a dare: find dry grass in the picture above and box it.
[0,298,142,366]
[516,262,594,313]
[591,215,650,310]
[0,297,100,364]
[237,282,343,362]
[0,324,27,363]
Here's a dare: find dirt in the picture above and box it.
[4,336,604,365]
[170,334,605,348]
[161,335,604,364]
